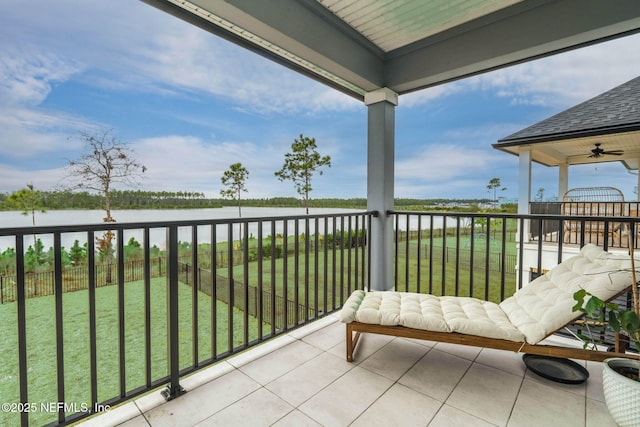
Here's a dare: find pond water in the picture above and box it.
[0,207,364,251]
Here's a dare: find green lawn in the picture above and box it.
[0,228,518,426]
[0,278,263,427]
[394,232,518,302]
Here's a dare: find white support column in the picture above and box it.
[365,88,398,291]
[637,164,640,201]
[518,148,532,243]
[518,148,532,214]
[558,162,569,200]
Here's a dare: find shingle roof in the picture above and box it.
[497,76,640,145]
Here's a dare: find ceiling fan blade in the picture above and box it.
[602,150,624,155]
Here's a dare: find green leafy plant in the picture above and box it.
[572,239,640,382]
[572,288,640,354]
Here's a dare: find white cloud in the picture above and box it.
[0,0,359,122]
[400,33,640,110]
[0,49,82,106]
[0,164,67,193]
[399,82,464,108]
[466,33,640,108]
[132,135,295,198]
[396,144,505,182]
[0,0,363,169]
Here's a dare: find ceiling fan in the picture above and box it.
[587,143,624,158]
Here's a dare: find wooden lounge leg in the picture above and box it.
[614,332,629,353]
[346,323,361,362]
[346,324,353,362]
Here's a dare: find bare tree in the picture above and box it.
[66,129,146,283]
[66,129,146,222]
[275,134,331,214]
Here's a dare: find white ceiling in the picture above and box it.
[318,0,523,53]
[142,0,640,99]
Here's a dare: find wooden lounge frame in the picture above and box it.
[346,322,639,363]
[345,287,640,363]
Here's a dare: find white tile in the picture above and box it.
[300,320,345,351]
[429,404,497,427]
[523,360,586,397]
[349,333,395,363]
[433,342,482,361]
[508,379,584,427]
[351,383,441,427]
[238,339,322,385]
[399,348,472,402]
[298,366,393,426]
[180,361,235,391]
[586,397,618,427]
[226,334,296,368]
[287,316,338,340]
[143,370,260,427]
[585,361,605,402]
[359,338,430,381]
[476,348,527,377]
[75,402,141,427]
[134,363,237,415]
[447,362,522,426]
[117,415,151,426]
[195,388,294,427]
[266,351,353,406]
[326,339,349,360]
[271,409,322,427]
[399,336,437,348]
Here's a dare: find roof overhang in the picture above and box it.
[140,0,640,100]
[493,128,640,170]
[495,75,640,170]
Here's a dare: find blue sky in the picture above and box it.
[1,1,640,202]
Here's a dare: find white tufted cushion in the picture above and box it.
[340,244,633,345]
[440,296,524,341]
[500,244,632,344]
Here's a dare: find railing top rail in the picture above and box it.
[0,210,378,236]
[388,210,638,222]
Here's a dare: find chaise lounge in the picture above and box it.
[340,244,639,363]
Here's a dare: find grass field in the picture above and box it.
[393,235,519,302]
[0,278,263,427]
[0,228,518,426]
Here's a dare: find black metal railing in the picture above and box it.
[390,210,639,349]
[530,201,640,247]
[390,211,520,302]
[0,211,373,427]
[3,209,639,426]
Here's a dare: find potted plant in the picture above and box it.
[572,240,640,427]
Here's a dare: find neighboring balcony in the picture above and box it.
[0,210,636,426]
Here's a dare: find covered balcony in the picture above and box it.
[2,211,638,426]
[78,315,614,427]
[3,1,640,426]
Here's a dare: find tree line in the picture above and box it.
[0,189,222,211]
[0,191,505,212]
[1,130,509,213]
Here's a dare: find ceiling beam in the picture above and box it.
[385,0,640,94]
[141,0,640,99]
[142,0,386,98]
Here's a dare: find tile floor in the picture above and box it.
[77,315,618,426]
